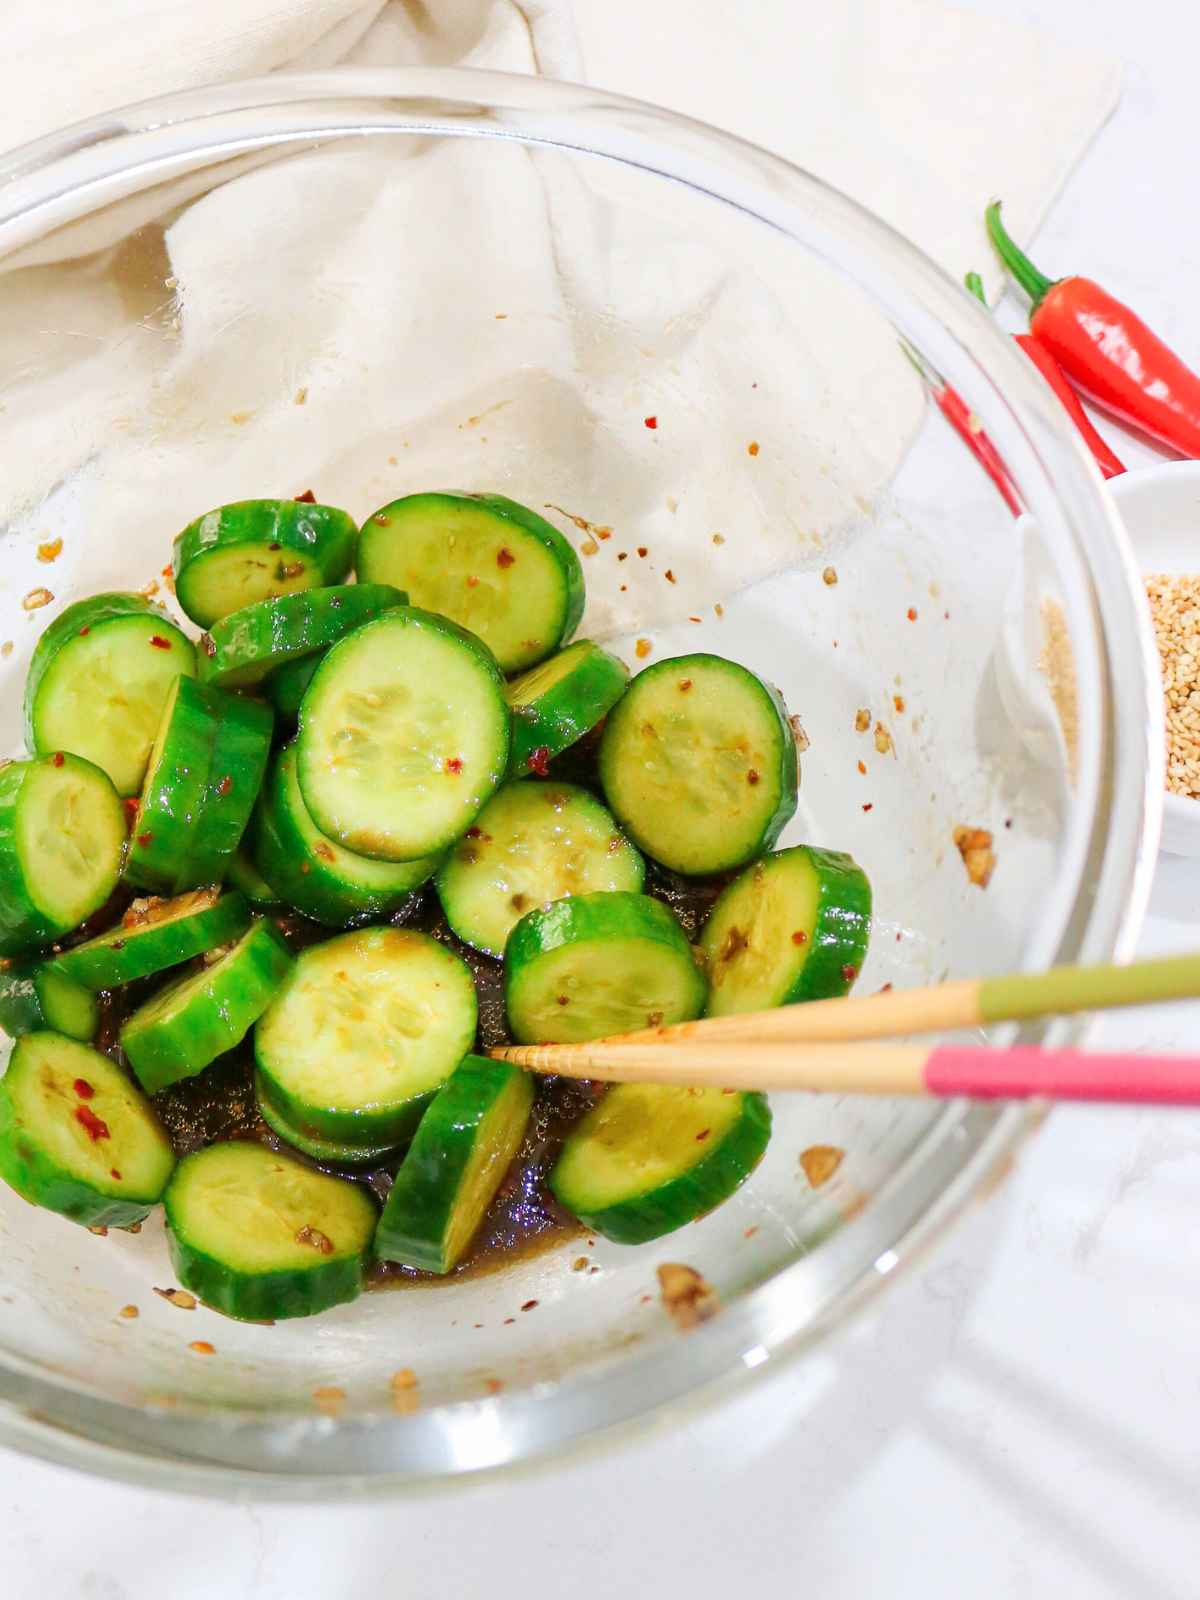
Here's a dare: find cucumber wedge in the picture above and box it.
[0,754,125,956]
[700,846,872,1016]
[506,639,629,777]
[374,1056,533,1273]
[0,1032,174,1229]
[254,927,477,1150]
[296,607,510,862]
[435,780,644,958]
[225,848,282,909]
[357,492,584,672]
[251,744,438,928]
[174,499,358,628]
[52,887,251,990]
[550,1084,771,1244]
[124,676,273,894]
[120,918,293,1095]
[164,1142,376,1321]
[0,962,98,1042]
[505,891,706,1044]
[599,654,799,875]
[255,1075,400,1168]
[24,593,196,796]
[197,583,406,690]
[264,651,321,718]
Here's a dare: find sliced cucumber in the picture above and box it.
[264,651,321,718]
[24,593,196,796]
[225,848,282,909]
[0,962,98,1042]
[550,1084,771,1244]
[164,1141,376,1321]
[52,887,251,990]
[599,654,799,876]
[0,754,125,956]
[506,639,628,777]
[254,926,477,1150]
[504,890,706,1044]
[296,607,510,862]
[124,677,273,894]
[197,583,406,690]
[120,919,293,1095]
[255,1075,400,1168]
[174,499,358,628]
[374,1056,533,1273]
[0,1032,174,1229]
[435,780,644,958]
[252,744,438,928]
[700,846,872,1016]
[357,491,584,672]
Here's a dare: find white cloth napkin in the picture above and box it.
[0,1,1120,638]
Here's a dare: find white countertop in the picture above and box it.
[6,1,1200,1595]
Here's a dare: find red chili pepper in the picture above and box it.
[987,202,1200,458]
[900,338,1021,515]
[965,271,1124,479]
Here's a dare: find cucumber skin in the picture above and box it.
[255,1074,401,1168]
[0,963,98,1041]
[550,1091,772,1245]
[174,500,358,627]
[226,849,283,909]
[187,692,274,884]
[265,652,321,717]
[374,1056,533,1273]
[197,583,408,689]
[507,642,629,777]
[22,594,196,768]
[51,891,252,990]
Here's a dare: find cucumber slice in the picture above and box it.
[164,1141,376,1321]
[375,1056,533,1273]
[0,962,98,1042]
[506,640,629,777]
[251,744,438,928]
[197,583,406,690]
[264,651,321,717]
[174,499,358,628]
[435,780,644,958]
[254,926,477,1150]
[51,887,251,990]
[296,607,510,862]
[700,846,872,1016]
[0,754,125,956]
[598,654,799,876]
[124,677,273,894]
[358,491,584,672]
[120,919,293,1095]
[255,1074,400,1168]
[504,891,706,1045]
[550,1084,771,1244]
[0,1032,174,1229]
[225,848,282,909]
[24,593,196,796]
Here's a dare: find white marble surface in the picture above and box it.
[6,0,1200,1594]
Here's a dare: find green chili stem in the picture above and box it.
[985,202,1055,306]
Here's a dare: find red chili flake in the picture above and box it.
[636,546,648,558]
[556,995,570,1006]
[907,607,918,622]
[485,1379,504,1394]
[862,803,873,812]
[747,440,760,457]
[122,797,140,829]
[110,1168,122,1181]
[466,827,482,839]
[136,832,153,848]
[893,695,906,714]
[526,746,551,777]
[678,679,693,692]
[747,769,760,786]
[216,775,232,797]
[503,1317,515,1325]
[294,489,316,504]
[52,752,64,768]
[149,635,171,650]
[79,625,90,636]
[665,569,677,584]
[75,1105,110,1142]
[497,548,515,569]
[743,1226,759,1239]
[466,575,480,588]
[444,757,463,775]
[644,416,658,429]
[73,1078,95,1099]
[1005,818,1013,830]
[791,930,808,946]
[190,1341,216,1356]
[841,964,858,982]
[877,982,894,994]
[521,1299,538,1312]
[268,542,282,550]
[695,1128,711,1142]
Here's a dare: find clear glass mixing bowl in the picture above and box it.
[0,68,1162,1495]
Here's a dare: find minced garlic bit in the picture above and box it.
[799,1145,844,1188]
[822,566,838,586]
[571,1255,590,1272]
[953,825,996,888]
[139,579,160,599]
[1146,573,1200,799]
[854,708,871,734]
[22,587,53,611]
[789,714,810,753]
[36,537,62,563]
[153,1286,197,1310]
[657,1263,720,1329]
[873,721,893,756]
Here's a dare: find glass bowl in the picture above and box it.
[0,68,1161,1495]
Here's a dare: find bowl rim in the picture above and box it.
[0,64,1163,1494]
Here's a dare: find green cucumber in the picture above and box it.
[598,654,799,876]
[264,651,321,717]
[435,780,643,958]
[196,583,406,690]
[504,890,706,1044]
[506,639,628,777]
[255,1074,400,1168]
[174,499,358,628]
[24,593,196,796]
[700,846,872,1015]
[357,491,584,672]
[0,1032,174,1229]
[374,1056,533,1273]
[225,848,282,909]
[254,927,477,1150]
[164,1141,376,1321]
[0,754,125,956]
[120,918,293,1095]
[251,744,437,928]
[550,1084,771,1244]
[296,606,510,862]
[124,677,273,893]
[0,962,98,1042]
[51,887,251,990]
